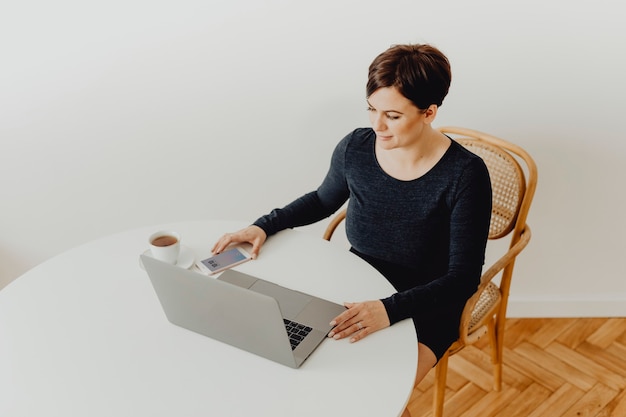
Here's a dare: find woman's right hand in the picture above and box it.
[211,225,267,259]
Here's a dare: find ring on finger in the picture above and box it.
[357,321,363,330]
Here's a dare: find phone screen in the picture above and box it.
[200,248,249,273]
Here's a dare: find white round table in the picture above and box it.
[0,220,417,417]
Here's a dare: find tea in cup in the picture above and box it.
[149,231,181,264]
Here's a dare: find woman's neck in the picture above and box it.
[376,130,451,181]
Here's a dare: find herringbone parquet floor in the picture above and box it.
[406,318,626,417]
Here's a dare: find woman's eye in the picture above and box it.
[386,114,400,120]
[366,106,375,112]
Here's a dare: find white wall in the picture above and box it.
[1,0,625,316]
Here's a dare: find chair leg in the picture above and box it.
[490,315,505,391]
[433,352,450,417]
[486,318,501,391]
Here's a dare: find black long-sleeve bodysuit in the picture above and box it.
[254,128,492,359]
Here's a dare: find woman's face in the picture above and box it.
[367,87,430,150]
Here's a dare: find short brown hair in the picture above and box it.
[366,44,451,109]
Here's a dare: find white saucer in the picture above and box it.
[139,246,195,270]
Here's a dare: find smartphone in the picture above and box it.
[196,247,252,275]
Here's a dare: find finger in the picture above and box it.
[328,309,362,338]
[349,325,368,343]
[211,239,226,254]
[211,239,223,254]
[213,234,234,254]
[249,240,260,259]
[329,320,364,340]
[328,303,359,327]
[249,227,266,259]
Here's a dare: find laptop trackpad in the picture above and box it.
[249,280,313,319]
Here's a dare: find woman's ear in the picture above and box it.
[423,104,438,124]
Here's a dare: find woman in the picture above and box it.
[213,44,492,387]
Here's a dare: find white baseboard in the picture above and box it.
[507,295,626,317]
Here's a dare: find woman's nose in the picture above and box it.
[370,113,385,131]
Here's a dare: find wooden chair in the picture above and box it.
[322,127,538,417]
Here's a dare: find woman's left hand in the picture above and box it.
[327,300,390,343]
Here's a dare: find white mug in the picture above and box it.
[149,230,181,264]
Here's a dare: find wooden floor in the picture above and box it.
[406,318,626,417]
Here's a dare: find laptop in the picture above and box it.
[141,255,346,368]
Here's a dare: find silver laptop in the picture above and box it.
[141,255,346,368]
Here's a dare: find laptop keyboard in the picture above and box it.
[283,319,312,350]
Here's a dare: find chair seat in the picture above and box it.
[447,283,502,354]
[469,282,501,333]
